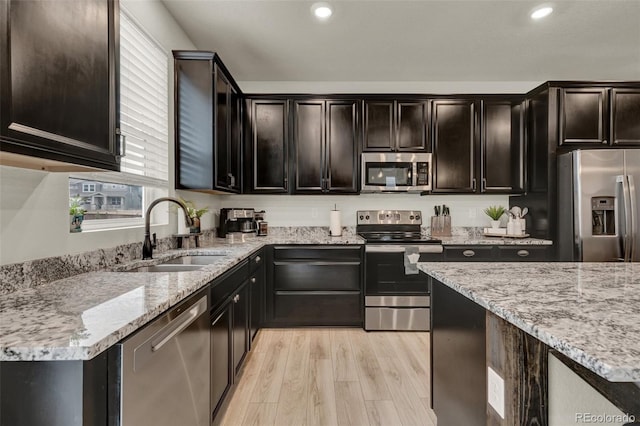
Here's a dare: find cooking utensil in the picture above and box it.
[510,206,522,218]
[521,207,528,217]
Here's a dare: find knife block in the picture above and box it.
[431,216,451,237]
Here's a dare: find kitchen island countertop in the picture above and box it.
[418,262,640,382]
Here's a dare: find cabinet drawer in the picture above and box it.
[273,292,361,326]
[497,246,548,261]
[274,263,360,291]
[273,246,362,261]
[444,246,494,261]
[210,260,249,310]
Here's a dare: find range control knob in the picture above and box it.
[415,214,421,220]
[359,215,364,220]
[409,215,415,220]
[365,215,370,220]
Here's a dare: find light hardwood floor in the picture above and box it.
[220,329,437,426]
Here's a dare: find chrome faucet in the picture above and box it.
[143,197,194,259]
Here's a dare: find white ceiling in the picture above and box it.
[161,0,640,85]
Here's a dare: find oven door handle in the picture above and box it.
[365,245,443,254]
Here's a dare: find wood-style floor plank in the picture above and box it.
[335,381,371,426]
[365,400,403,426]
[222,329,432,426]
[349,329,391,401]
[330,329,358,381]
[307,358,338,426]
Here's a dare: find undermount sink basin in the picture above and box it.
[162,255,227,265]
[129,264,205,273]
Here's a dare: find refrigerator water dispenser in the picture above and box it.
[591,196,615,235]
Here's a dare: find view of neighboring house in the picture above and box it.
[69,179,142,219]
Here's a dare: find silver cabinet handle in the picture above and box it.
[255,256,261,263]
[517,250,530,257]
[462,250,476,257]
[233,294,240,303]
[251,277,256,283]
[116,129,126,157]
[472,179,477,191]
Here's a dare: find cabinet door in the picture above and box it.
[611,88,640,146]
[443,246,495,261]
[432,100,477,193]
[250,100,289,193]
[293,100,324,193]
[215,67,230,190]
[210,304,232,419]
[327,100,360,193]
[232,280,250,376]
[363,100,394,151]
[229,85,242,191]
[497,246,548,261]
[0,0,120,171]
[250,265,264,343]
[559,88,608,145]
[481,100,524,193]
[397,101,429,151]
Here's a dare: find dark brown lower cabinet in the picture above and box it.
[232,280,250,376]
[210,302,232,422]
[266,245,363,327]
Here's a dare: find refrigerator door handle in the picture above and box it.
[627,175,637,261]
[617,175,632,262]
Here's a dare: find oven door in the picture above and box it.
[364,244,442,298]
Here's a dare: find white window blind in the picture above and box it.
[118,11,169,186]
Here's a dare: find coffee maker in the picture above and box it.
[218,208,257,238]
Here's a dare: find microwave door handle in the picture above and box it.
[628,175,637,261]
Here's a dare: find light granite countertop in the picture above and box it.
[0,233,362,361]
[439,235,552,245]
[418,262,640,382]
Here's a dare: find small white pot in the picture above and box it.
[490,220,501,229]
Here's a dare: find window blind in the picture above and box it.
[118,11,169,186]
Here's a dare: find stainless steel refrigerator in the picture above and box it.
[558,149,640,262]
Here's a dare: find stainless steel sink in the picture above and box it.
[129,264,205,273]
[162,255,226,265]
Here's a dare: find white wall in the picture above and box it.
[218,193,511,228]
[0,0,218,266]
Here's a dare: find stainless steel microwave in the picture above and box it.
[361,152,432,192]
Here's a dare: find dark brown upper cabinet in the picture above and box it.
[431,99,477,193]
[481,99,524,193]
[245,98,289,193]
[611,88,640,146]
[173,51,242,193]
[0,0,121,171]
[292,99,360,194]
[559,87,608,146]
[362,99,428,152]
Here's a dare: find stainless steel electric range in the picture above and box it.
[357,210,443,331]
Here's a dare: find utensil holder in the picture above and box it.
[431,216,451,237]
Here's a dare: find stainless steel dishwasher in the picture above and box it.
[114,289,210,426]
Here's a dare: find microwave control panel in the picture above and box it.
[416,162,430,185]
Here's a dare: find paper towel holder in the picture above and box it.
[329,204,342,237]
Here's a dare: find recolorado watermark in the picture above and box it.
[575,412,636,423]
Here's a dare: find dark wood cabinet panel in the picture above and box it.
[293,100,324,192]
[444,246,494,262]
[248,99,289,193]
[0,0,120,171]
[249,253,264,343]
[496,246,548,261]
[327,100,359,192]
[611,88,640,145]
[481,100,524,193]
[432,100,476,192]
[174,52,241,193]
[559,88,608,145]
[232,280,250,376]
[363,101,395,151]
[291,99,359,194]
[174,57,214,189]
[272,292,361,326]
[210,303,232,420]
[397,101,429,151]
[526,91,550,193]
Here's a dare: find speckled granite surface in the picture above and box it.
[418,262,640,382]
[0,229,362,361]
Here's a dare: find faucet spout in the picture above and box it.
[142,197,194,259]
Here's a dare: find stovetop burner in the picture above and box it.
[356,209,442,244]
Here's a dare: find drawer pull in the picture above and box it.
[251,277,256,283]
[462,250,475,257]
[517,250,530,257]
[255,256,261,264]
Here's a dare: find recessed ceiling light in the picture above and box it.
[311,2,333,20]
[530,5,553,20]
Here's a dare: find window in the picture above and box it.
[69,9,169,231]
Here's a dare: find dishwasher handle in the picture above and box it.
[151,296,207,352]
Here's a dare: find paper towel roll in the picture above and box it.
[329,210,342,237]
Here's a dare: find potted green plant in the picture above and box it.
[69,196,86,233]
[483,205,506,229]
[182,199,209,233]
